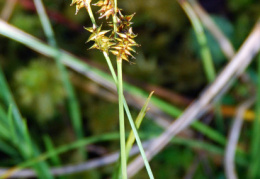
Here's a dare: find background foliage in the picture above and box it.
[0,0,260,178]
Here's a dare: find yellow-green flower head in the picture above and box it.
[110,25,139,62]
[117,11,135,33]
[111,41,136,61]
[85,25,115,52]
[108,11,135,36]
[70,0,92,15]
[111,32,139,61]
[93,0,119,19]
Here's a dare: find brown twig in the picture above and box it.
[1,0,17,21]
[224,98,255,179]
[127,19,260,178]
[183,158,199,179]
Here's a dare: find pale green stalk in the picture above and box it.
[113,92,154,179]
[112,0,118,38]
[86,2,97,26]
[104,52,154,179]
[103,52,117,81]
[117,58,127,179]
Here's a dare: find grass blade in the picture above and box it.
[178,0,224,131]
[1,133,120,178]
[249,52,260,178]
[126,91,154,159]
[43,135,62,166]
[33,0,83,140]
[113,91,154,179]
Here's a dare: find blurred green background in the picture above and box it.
[0,0,260,178]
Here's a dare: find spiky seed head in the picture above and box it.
[70,0,92,15]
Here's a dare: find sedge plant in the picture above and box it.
[0,19,227,148]
[0,13,233,178]
[70,0,154,178]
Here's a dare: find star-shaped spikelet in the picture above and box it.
[70,0,92,15]
[110,28,139,61]
[93,0,119,19]
[117,11,135,33]
[108,11,135,38]
[85,25,115,52]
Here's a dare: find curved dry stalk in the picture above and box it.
[1,0,17,21]
[224,98,255,179]
[127,20,260,178]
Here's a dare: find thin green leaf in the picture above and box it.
[126,91,154,159]
[43,135,62,166]
[2,133,120,178]
[0,140,18,157]
[0,105,11,139]
[7,105,18,145]
[113,91,154,179]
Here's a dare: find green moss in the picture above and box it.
[13,58,66,122]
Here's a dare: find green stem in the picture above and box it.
[104,52,154,179]
[86,2,97,27]
[103,52,117,81]
[117,58,127,179]
[112,0,118,38]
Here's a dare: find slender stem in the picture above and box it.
[114,0,117,12]
[103,51,117,81]
[117,58,127,179]
[104,52,154,179]
[112,0,118,38]
[85,3,97,27]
